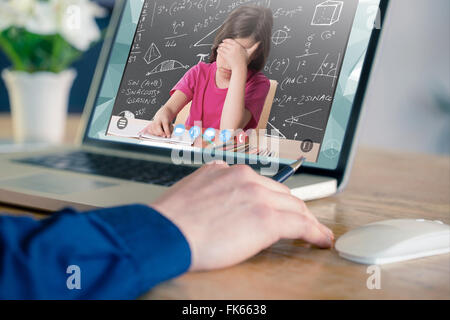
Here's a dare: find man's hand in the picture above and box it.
[218,39,259,72]
[151,162,334,272]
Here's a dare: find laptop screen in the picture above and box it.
[87,0,381,169]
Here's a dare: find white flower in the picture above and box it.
[0,3,13,30]
[0,0,106,51]
[25,1,58,35]
[0,0,33,30]
[58,0,107,51]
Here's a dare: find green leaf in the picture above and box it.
[0,27,83,73]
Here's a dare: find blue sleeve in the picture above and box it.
[0,205,191,299]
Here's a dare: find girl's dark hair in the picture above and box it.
[210,5,273,72]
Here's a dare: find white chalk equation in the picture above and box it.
[280,74,308,91]
[274,94,333,107]
[172,20,185,34]
[295,33,319,71]
[156,0,222,17]
[128,1,150,64]
[264,58,290,75]
[165,33,188,47]
[273,6,303,19]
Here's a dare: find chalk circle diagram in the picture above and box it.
[311,0,344,26]
[146,60,190,76]
[272,26,291,46]
[143,43,162,65]
[321,30,336,41]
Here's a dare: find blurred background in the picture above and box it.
[359,0,450,156]
[0,0,449,155]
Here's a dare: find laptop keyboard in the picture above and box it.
[13,151,198,187]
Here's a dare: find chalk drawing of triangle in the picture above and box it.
[143,43,162,65]
[192,25,221,48]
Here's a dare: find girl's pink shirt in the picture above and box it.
[170,62,270,130]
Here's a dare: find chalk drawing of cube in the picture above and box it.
[311,1,344,26]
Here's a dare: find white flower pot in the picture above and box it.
[2,69,77,144]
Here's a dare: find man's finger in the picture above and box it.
[170,162,228,191]
[206,160,229,166]
[252,189,334,241]
[257,191,311,214]
[277,211,333,248]
[295,204,334,241]
[230,165,291,195]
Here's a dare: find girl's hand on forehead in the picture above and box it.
[218,39,260,71]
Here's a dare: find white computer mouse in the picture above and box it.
[335,219,450,265]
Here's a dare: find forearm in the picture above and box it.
[0,205,191,299]
[159,90,189,121]
[220,67,248,130]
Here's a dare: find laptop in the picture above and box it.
[0,0,389,212]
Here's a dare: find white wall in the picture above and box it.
[358,0,450,155]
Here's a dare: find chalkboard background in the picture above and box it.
[110,0,358,144]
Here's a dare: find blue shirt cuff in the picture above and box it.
[86,204,191,293]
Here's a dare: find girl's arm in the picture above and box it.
[163,90,190,119]
[220,65,252,130]
[218,40,259,130]
[142,90,189,138]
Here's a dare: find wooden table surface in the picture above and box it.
[0,114,449,299]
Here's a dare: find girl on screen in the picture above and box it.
[141,5,273,137]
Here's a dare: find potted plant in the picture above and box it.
[0,0,105,144]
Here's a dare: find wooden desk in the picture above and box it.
[0,114,449,299]
[0,113,82,145]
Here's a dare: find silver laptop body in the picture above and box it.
[0,0,388,212]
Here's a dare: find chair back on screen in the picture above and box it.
[174,79,278,129]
